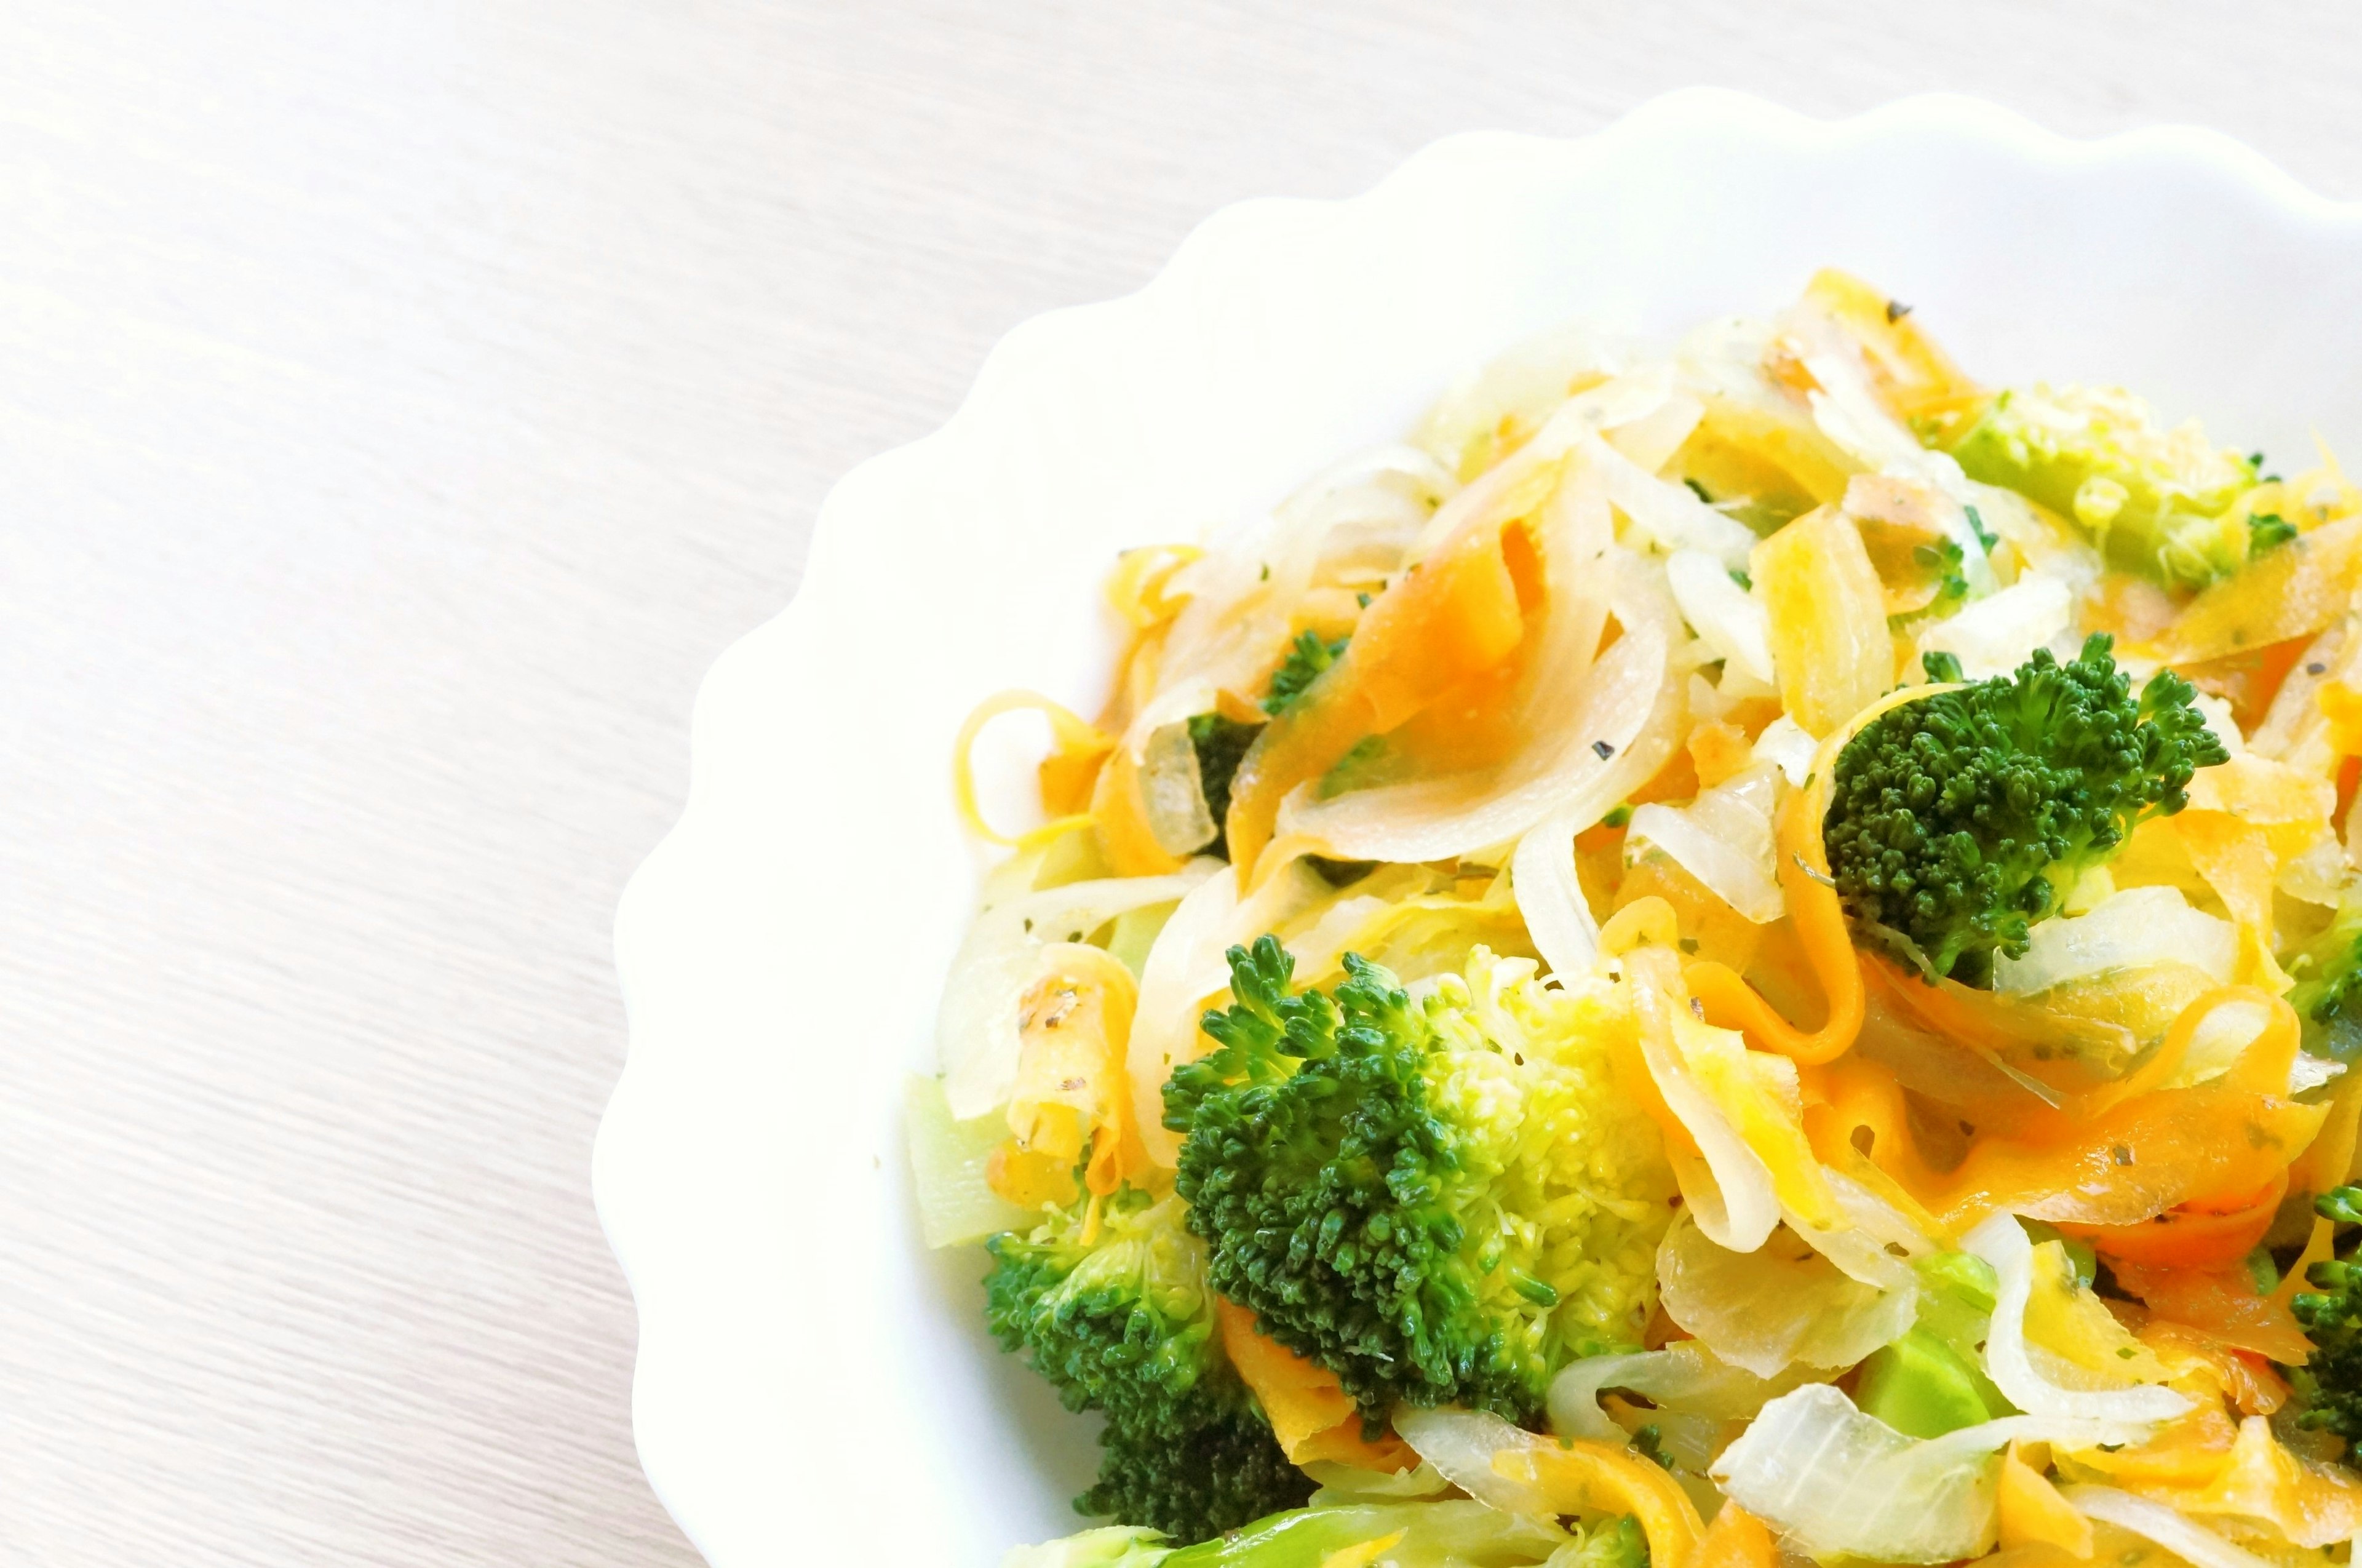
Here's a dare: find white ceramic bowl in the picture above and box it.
[595,89,2362,1566]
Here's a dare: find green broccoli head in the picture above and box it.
[2291,1185,2362,1441]
[1076,1414,1313,1550]
[985,1185,1312,1543]
[1824,633,2229,987]
[1941,384,2261,589]
[1165,938,1674,1427]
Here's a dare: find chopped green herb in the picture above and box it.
[2249,512,2299,558]
[1304,855,1375,888]
[1964,504,1998,554]
[1632,1423,1677,1470]
[1263,629,1347,717]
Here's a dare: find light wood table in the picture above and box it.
[6,2,2360,1562]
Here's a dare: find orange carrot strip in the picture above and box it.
[1692,1503,1775,1568]
[1213,1299,1415,1473]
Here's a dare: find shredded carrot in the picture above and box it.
[1088,739,1188,876]
[1998,1443,2093,1558]
[1212,1299,1415,1473]
[1690,1502,1775,1568]
[2173,634,2311,736]
[1687,719,1754,789]
[1802,1054,1943,1198]
[1686,787,1862,1065]
[2109,1260,2317,1364]
[1687,681,1966,1065]
[990,944,1151,1206]
[1223,465,1551,876]
[2058,1168,2288,1272]
[953,690,1113,846]
[1105,544,1202,629]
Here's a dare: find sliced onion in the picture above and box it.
[1751,715,1818,784]
[1139,718,1217,856]
[1666,548,1776,683]
[2163,995,2277,1089]
[2251,624,2346,760]
[1797,348,1942,474]
[1391,1406,1558,1519]
[1284,445,1459,594]
[1509,603,1689,979]
[1626,765,1784,923]
[1119,445,1450,784]
[938,863,1217,1117]
[1656,1211,1917,1377]
[1776,1168,1936,1312]
[2061,1485,2280,1568]
[1992,885,2237,997]
[1793,344,1997,599]
[1126,856,1331,1165]
[2292,1054,2348,1096]
[1546,1342,1816,1444]
[2277,834,2348,907]
[1917,575,2073,680]
[1624,947,1782,1254]
[1962,1213,2192,1431]
[1403,366,1677,565]
[1414,325,1638,477]
[1586,431,1759,568]
[1711,1384,2105,1565]
[1606,389,1706,474]
[1839,471,2002,602]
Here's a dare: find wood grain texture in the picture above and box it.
[3,1,2360,1561]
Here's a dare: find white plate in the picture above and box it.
[594,88,2362,1566]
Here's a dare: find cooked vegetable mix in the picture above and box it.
[919,271,2362,1565]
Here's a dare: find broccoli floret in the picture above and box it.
[1562,1514,1650,1568]
[1165,939,1674,1427]
[2287,899,2362,1063]
[1824,633,2227,986]
[1263,630,1346,716]
[1939,384,2261,589]
[1078,1415,1311,1547]
[985,1185,1311,1542]
[2290,1185,2362,1441]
